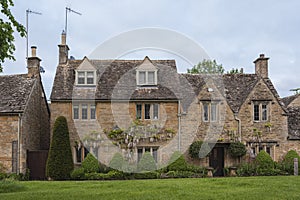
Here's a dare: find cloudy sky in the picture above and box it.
[2,0,300,99]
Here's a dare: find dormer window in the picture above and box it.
[76,71,96,85]
[137,70,157,86]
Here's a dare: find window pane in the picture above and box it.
[87,72,94,84]
[90,105,96,119]
[76,147,82,163]
[266,146,271,155]
[262,104,267,121]
[82,104,88,119]
[254,104,260,121]
[73,105,79,119]
[137,148,143,162]
[139,71,146,85]
[152,148,158,163]
[203,104,209,121]
[211,104,217,121]
[136,104,142,119]
[148,71,155,84]
[153,104,159,119]
[145,104,151,119]
[78,72,85,84]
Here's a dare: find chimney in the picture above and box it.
[27,46,41,78]
[58,31,69,64]
[253,54,269,78]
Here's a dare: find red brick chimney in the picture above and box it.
[254,54,269,78]
[58,31,69,64]
[27,46,41,78]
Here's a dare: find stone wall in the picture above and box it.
[0,115,18,173]
[50,101,179,165]
[20,80,50,173]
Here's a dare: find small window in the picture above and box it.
[254,104,260,121]
[136,104,142,119]
[90,105,96,120]
[139,71,146,85]
[78,72,85,84]
[73,105,79,119]
[153,104,159,119]
[87,71,95,84]
[203,104,209,122]
[82,104,88,120]
[262,104,268,121]
[145,104,151,119]
[266,146,271,155]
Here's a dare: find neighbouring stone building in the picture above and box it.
[50,33,299,176]
[0,47,50,177]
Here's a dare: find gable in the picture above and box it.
[136,56,158,71]
[76,57,96,71]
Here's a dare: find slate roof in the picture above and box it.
[51,59,179,101]
[222,74,260,113]
[0,74,36,113]
[281,94,300,107]
[51,58,285,114]
[287,107,300,140]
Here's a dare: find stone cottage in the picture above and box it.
[0,47,50,178]
[50,33,298,175]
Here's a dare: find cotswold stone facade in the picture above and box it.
[51,33,299,175]
[0,47,50,174]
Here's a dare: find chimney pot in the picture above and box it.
[31,46,37,57]
[260,54,265,58]
[61,30,66,45]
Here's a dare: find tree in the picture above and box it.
[81,153,100,173]
[227,68,244,74]
[187,59,224,74]
[46,116,74,180]
[137,152,157,172]
[0,0,26,72]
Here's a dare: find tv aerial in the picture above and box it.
[26,9,42,60]
[65,7,82,40]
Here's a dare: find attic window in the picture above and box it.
[253,101,269,122]
[137,70,157,86]
[76,71,96,85]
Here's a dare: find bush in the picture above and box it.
[137,152,157,172]
[133,171,159,179]
[0,180,26,193]
[167,151,188,171]
[46,116,74,180]
[109,153,124,171]
[70,168,85,180]
[85,172,106,180]
[81,153,100,173]
[255,150,274,169]
[281,150,300,174]
[228,142,247,158]
[189,141,211,159]
[106,170,126,180]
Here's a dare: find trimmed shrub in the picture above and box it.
[109,153,124,171]
[133,171,159,179]
[81,153,100,173]
[228,142,247,158]
[46,116,74,180]
[137,152,157,172]
[281,150,300,174]
[167,151,188,171]
[255,150,274,169]
[70,168,85,180]
[189,141,211,159]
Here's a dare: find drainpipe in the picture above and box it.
[178,100,181,151]
[17,113,22,175]
[234,113,242,142]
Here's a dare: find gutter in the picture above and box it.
[234,113,242,142]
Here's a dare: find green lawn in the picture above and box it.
[1,176,299,200]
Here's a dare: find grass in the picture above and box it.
[1,176,300,199]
